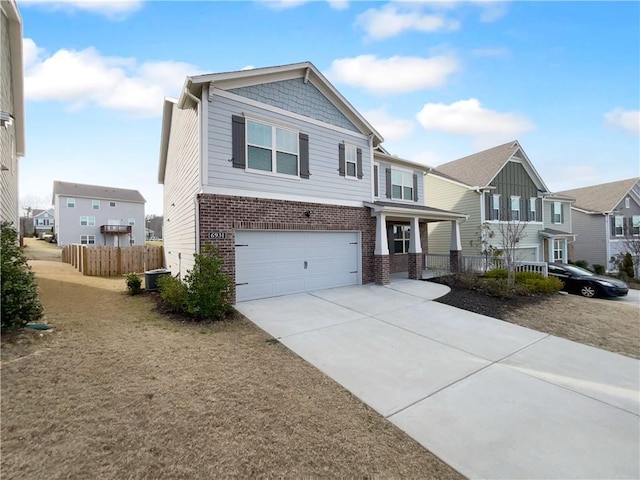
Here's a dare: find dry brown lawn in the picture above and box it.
[1,239,461,479]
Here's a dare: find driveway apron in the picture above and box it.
[236,279,640,479]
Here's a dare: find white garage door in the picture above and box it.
[235,230,360,302]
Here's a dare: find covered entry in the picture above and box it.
[235,230,360,302]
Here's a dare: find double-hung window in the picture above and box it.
[529,197,537,222]
[92,200,100,210]
[67,198,75,208]
[632,216,640,236]
[109,201,116,207]
[614,216,624,236]
[345,145,357,178]
[510,196,521,221]
[553,202,562,224]
[625,198,630,208]
[128,218,135,226]
[491,194,501,220]
[80,235,95,245]
[80,216,95,226]
[393,225,410,254]
[391,170,414,201]
[553,239,564,262]
[247,119,298,176]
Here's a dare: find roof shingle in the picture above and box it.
[557,178,639,213]
[52,181,145,204]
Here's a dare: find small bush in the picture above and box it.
[125,273,142,295]
[472,268,562,297]
[570,259,590,270]
[1,222,44,331]
[616,253,635,279]
[592,264,605,275]
[483,268,507,280]
[157,274,188,313]
[183,245,232,319]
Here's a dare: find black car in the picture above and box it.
[548,263,629,298]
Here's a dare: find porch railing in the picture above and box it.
[425,254,548,277]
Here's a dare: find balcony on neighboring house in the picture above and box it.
[100,225,132,234]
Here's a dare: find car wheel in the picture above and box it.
[580,285,597,298]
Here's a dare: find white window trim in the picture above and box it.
[614,215,624,237]
[344,143,357,180]
[491,194,501,221]
[391,167,414,202]
[529,197,537,222]
[632,215,640,236]
[92,200,100,210]
[393,225,411,254]
[80,235,96,245]
[510,196,521,221]
[128,218,135,226]
[553,201,562,224]
[553,239,565,262]
[67,198,75,208]
[245,116,300,179]
[625,197,630,208]
[80,216,96,226]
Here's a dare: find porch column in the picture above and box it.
[450,220,463,274]
[374,213,390,285]
[408,216,422,280]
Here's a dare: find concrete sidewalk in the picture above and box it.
[236,279,640,479]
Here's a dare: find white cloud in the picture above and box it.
[23,39,200,117]
[326,54,459,94]
[20,0,143,18]
[416,98,534,143]
[363,108,414,141]
[604,108,640,137]
[355,4,459,40]
[411,150,442,167]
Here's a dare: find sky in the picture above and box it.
[16,0,640,215]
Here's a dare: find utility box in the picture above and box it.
[145,268,171,291]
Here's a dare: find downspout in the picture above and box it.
[604,212,611,271]
[183,85,202,255]
[368,134,374,203]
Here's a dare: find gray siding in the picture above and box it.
[609,194,640,238]
[543,199,572,232]
[163,103,200,278]
[570,210,607,266]
[54,195,145,247]
[229,78,359,133]
[425,175,481,255]
[207,92,371,202]
[377,162,424,204]
[489,161,541,221]
[0,10,18,227]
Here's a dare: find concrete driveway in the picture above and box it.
[236,279,640,479]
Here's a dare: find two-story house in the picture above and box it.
[52,181,146,247]
[158,62,465,303]
[426,141,575,264]
[33,208,55,235]
[558,177,640,272]
[0,0,25,228]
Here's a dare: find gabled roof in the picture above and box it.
[2,0,25,156]
[431,140,549,192]
[32,208,53,218]
[52,181,145,204]
[557,177,640,213]
[374,150,431,172]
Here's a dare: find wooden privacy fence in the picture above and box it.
[62,244,164,276]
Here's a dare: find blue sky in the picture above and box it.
[17,0,640,215]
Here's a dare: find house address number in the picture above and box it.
[208,232,226,239]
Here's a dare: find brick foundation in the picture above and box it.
[374,255,390,285]
[197,194,376,303]
[408,253,422,280]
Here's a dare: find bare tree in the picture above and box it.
[469,222,502,273]
[495,218,528,287]
[612,230,640,278]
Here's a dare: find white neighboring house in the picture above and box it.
[0,0,25,228]
[52,181,146,247]
[33,208,54,235]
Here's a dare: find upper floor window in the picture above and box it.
[614,216,624,236]
[128,218,135,226]
[552,202,563,224]
[67,198,75,208]
[80,216,96,226]
[633,216,640,236]
[92,200,100,210]
[345,145,357,178]
[109,201,116,207]
[490,194,501,220]
[529,197,537,222]
[393,225,410,254]
[625,197,630,209]
[391,170,414,201]
[246,119,298,176]
[510,196,521,221]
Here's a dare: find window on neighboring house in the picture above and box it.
[393,225,410,254]
[391,170,414,201]
[510,196,521,221]
[67,198,75,208]
[345,144,357,178]
[529,197,537,222]
[633,216,640,236]
[129,237,135,245]
[553,201,563,224]
[491,194,501,220]
[553,239,564,262]
[128,218,135,226]
[246,119,298,176]
[625,197,630,209]
[80,235,95,245]
[80,216,96,226]
[614,216,624,236]
[109,201,116,207]
[92,200,100,210]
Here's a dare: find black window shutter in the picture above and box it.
[373,165,378,197]
[487,194,493,220]
[385,168,392,199]
[611,216,616,236]
[356,148,363,179]
[338,143,345,176]
[231,115,246,169]
[412,174,418,201]
[299,133,310,179]
[560,204,564,223]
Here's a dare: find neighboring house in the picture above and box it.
[558,177,640,272]
[426,140,575,263]
[33,208,55,235]
[52,181,146,247]
[0,0,25,228]
[158,61,465,303]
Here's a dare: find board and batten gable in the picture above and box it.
[570,210,607,266]
[486,160,542,221]
[425,174,481,255]
[206,88,372,204]
[162,102,200,278]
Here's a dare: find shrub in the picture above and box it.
[483,268,507,279]
[475,268,562,297]
[592,264,605,275]
[616,253,635,279]
[570,259,590,270]
[125,272,142,295]
[183,245,232,319]
[157,274,188,313]
[1,222,44,331]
